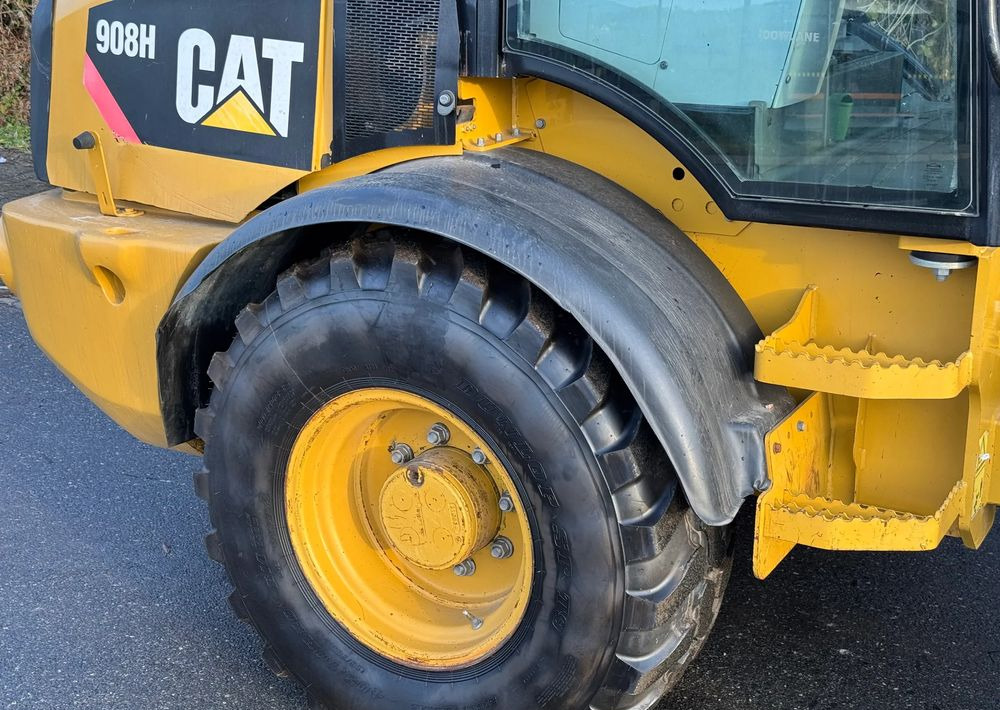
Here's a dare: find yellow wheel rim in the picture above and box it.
[285,388,534,670]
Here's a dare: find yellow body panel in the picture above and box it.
[4,30,997,572]
[46,0,330,223]
[1,190,231,446]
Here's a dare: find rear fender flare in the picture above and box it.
[158,149,793,525]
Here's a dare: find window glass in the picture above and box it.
[511,1,973,213]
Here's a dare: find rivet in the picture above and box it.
[796,421,807,432]
[535,118,547,129]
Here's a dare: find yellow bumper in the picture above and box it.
[1,190,232,446]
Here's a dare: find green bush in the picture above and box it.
[0,0,33,130]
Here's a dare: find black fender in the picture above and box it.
[158,148,793,525]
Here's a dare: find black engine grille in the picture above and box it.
[342,0,439,144]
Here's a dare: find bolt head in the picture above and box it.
[438,92,454,106]
[453,559,477,577]
[490,536,514,559]
[796,420,807,432]
[471,449,487,465]
[498,492,514,513]
[390,443,414,465]
[535,118,547,129]
[427,423,450,446]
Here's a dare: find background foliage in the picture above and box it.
[0,0,32,146]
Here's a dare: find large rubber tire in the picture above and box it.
[194,231,732,710]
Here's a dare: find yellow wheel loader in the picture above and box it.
[2,1,998,708]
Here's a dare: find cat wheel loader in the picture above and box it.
[2,1,999,708]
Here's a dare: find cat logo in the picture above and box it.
[85,0,321,169]
[176,29,305,138]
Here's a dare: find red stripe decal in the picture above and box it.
[83,54,141,144]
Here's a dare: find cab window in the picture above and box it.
[510,1,974,213]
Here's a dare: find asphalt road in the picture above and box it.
[2,150,999,709]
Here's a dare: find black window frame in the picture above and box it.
[501,0,996,244]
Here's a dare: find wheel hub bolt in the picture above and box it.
[490,536,515,560]
[498,492,515,513]
[462,610,484,630]
[453,559,477,577]
[471,449,487,465]
[389,443,414,465]
[427,423,451,446]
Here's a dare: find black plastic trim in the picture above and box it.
[504,2,992,244]
[459,0,502,77]
[29,0,53,184]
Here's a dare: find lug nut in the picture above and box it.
[498,492,515,513]
[471,449,487,465]
[453,559,477,577]
[427,423,451,446]
[490,536,515,560]
[389,443,414,465]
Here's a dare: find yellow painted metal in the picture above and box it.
[78,131,121,217]
[1,189,231,446]
[754,392,967,578]
[46,1,328,223]
[379,447,501,571]
[0,217,14,294]
[285,388,533,669]
[755,286,974,399]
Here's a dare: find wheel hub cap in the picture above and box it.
[379,448,501,570]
